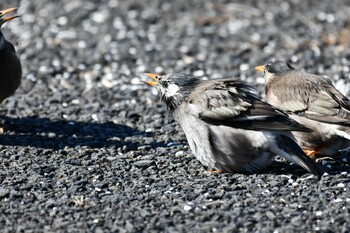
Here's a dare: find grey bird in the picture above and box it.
[0,7,21,104]
[255,60,350,157]
[145,73,324,176]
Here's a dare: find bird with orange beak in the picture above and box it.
[0,7,21,133]
[255,60,350,158]
[0,7,21,104]
[144,72,324,176]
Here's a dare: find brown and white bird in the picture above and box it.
[255,60,350,157]
[145,73,324,176]
[0,7,21,104]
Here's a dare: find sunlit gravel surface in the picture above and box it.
[0,0,349,232]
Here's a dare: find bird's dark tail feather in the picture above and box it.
[277,135,325,178]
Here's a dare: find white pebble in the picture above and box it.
[92,12,108,23]
[57,16,68,26]
[182,55,194,65]
[183,204,192,211]
[317,12,327,21]
[326,14,335,23]
[92,114,99,121]
[71,99,80,104]
[78,40,87,49]
[211,73,224,79]
[291,55,299,63]
[175,151,185,157]
[128,47,137,55]
[155,66,164,74]
[251,33,260,42]
[39,65,48,73]
[193,70,205,77]
[101,78,113,88]
[239,64,249,71]
[130,77,141,85]
[136,65,146,73]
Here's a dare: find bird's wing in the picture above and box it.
[191,79,310,131]
[268,73,350,126]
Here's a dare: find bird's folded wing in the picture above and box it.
[309,83,350,124]
[195,81,310,131]
[271,81,350,126]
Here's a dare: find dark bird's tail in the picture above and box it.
[274,135,325,178]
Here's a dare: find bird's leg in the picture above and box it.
[0,120,3,134]
[304,144,326,157]
[303,149,318,157]
[304,142,329,157]
[208,169,224,174]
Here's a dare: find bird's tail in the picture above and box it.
[274,134,325,178]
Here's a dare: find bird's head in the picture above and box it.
[0,7,20,52]
[144,73,200,111]
[255,60,295,76]
[0,7,19,27]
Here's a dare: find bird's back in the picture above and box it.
[266,71,350,125]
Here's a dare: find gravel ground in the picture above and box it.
[0,0,350,232]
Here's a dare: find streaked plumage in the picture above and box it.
[256,60,350,157]
[145,73,324,176]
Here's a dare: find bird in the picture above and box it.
[0,7,21,104]
[144,73,324,177]
[255,60,350,157]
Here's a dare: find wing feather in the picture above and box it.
[189,79,310,131]
[267,72,350,126]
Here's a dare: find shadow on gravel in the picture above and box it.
[267,155,350,176]
[0,116,146,149]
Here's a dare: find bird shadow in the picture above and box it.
[0,115,148,150]
[267,156,350,176]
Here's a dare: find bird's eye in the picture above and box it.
[162,81,169,88]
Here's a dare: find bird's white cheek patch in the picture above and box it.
[166,84,180,97]
[264,72,274,83]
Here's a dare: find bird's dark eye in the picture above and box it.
[162,81,169,88]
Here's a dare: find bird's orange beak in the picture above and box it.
[0,7,17,17]
[254,65,265,73]
[144,73,159,86]
[0,7,20,25]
